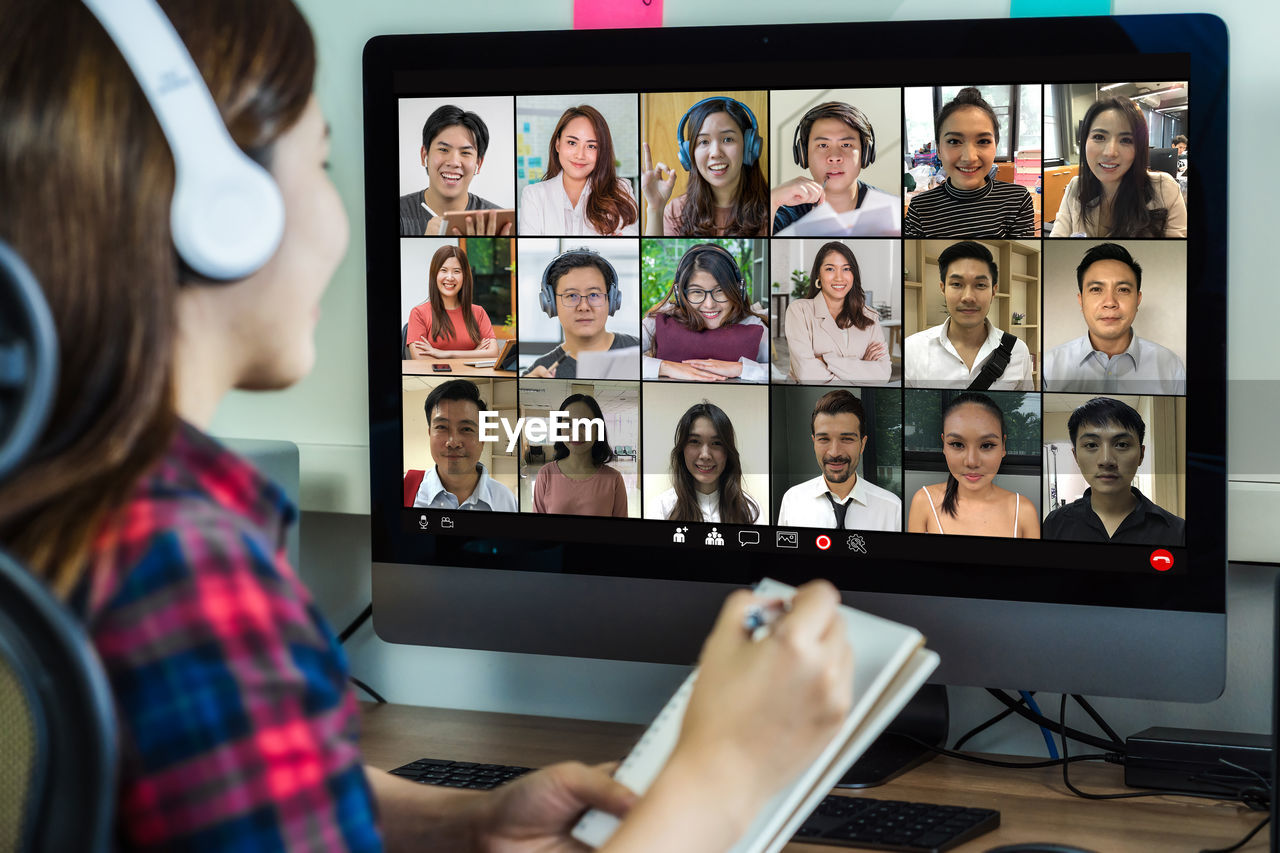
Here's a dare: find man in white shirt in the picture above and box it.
[408,379,517,512]
[904,240,1033,390]
[777,390,902,530]
[1043,243,1186,395]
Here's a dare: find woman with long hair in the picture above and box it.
[519,104,639,236]
[785,241,891,384]
[907,393,1040,538]
[903,87,1036,238]
[642,97,770,237]
[1050,95,1187,238]
[532,394,629,517]
[652,401,760,524]
[641,242,769,382]
[0,1,849,846]
[405,244,499,359]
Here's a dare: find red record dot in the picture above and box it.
[816,535,832,551]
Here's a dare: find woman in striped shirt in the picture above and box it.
[904,87,1035,238]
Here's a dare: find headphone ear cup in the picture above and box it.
[744,129,762,167]
[608,282,621,314]
[862,131,876,168]
[539,286,556,318]
[677,139,692,171]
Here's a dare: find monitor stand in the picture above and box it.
[837,684,948,788]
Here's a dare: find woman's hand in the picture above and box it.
[410,338,441,359]
[475,761,636,853]
[658,360,724,381]
[861,340,886,361]
[683,358,743,378]
[673,582,854,815]
[641,142,676,211]
[770,176,825,213]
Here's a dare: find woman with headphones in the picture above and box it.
[771,101,902,236]
[641,243,769,383]
[641,96,770,237]
[0,2,850,849]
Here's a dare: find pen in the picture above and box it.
[743,599,789,640]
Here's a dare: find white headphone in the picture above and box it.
[81,0,285,281]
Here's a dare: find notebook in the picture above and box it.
[572,578,940,853]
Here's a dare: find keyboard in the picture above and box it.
[389,758,1000,851]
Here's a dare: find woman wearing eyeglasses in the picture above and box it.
[641,243,769,383]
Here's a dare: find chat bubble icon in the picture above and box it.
[738,530,760,546]
[776,531,799,548]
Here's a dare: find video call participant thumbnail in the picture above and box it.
[642,243,769,383]
[643,96,770,237]
[519,105,639,236]
[650,401,761,524]
[785,241,891,385]
[399,104,510,237]
[524,248,639,379]
[904,241,1033,390]
[1050,96,1187,239]
[406,244,498,361]
[777,390,901,530]
[771,101,900,236]
[907,392,1040,538]
[1043,397,1185,545]
[903,87,1035,238]
[1043,242,1186,395]
[404,379,517,511]
[531,394,629,517]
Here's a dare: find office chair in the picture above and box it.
[0,239,118,853]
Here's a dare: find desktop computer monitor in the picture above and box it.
[363,14,1227,707]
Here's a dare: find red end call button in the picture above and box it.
[815,535,832,551]
[1150,549,1174,572]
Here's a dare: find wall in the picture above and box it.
[211,0,1280,759]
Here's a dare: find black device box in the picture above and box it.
[1124,726,1271,796]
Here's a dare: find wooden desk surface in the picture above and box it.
[361,703,1266,852]
[402,358,517,378]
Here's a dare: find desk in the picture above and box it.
[361,703,1265,852]
[402,358,516,378]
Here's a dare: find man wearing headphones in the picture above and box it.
[523,248,640,379]
[770,101,901,236]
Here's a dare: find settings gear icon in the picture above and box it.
[845,533,867,554]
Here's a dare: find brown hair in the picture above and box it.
[426,244,481,347]
[805,242,873,331]
[0,0,316,596]
[544,105,637,236]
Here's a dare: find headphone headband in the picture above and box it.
[675,97,762,171]
[82,0,284,281]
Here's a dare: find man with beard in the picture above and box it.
[776,389,902,530]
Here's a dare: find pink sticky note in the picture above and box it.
[574,0,662,29]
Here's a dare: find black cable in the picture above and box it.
[892,732,1114,770]
[1070,694,1122,746]
[351,676,386,704]
[338,603,373,645]
[1198,815,1269,853]
[988,688,1124,752]
[953,696,1027,751]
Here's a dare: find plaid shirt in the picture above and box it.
[85,422,382,851]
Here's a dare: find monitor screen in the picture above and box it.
[363,14,1227,702]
